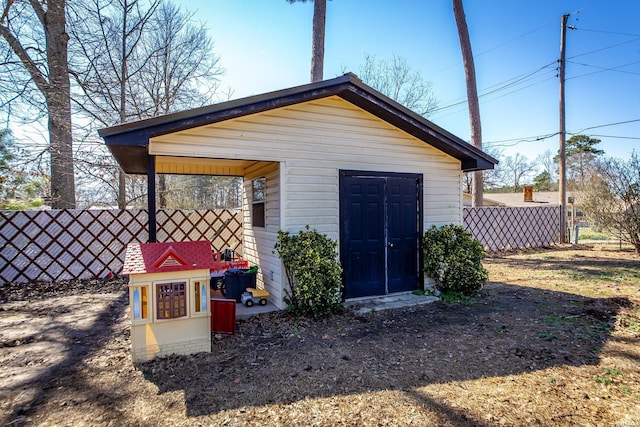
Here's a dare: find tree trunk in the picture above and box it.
[310,0,326,82]
[118,170,127,208]
[158,174,167,208]
[452,0,483,207]
[46,1,76,209]
[117,0,130,209]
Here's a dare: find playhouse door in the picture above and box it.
[339,171,421,299]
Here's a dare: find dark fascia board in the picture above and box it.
[99,73,498,173]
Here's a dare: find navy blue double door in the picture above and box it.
[339,170,423,299]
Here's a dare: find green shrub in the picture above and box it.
[423,224,488,296]
[0,198,44,210]
[274,226,343,318]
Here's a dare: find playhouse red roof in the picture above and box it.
[122,240,216,275]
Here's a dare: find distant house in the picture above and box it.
[100,73,497,308]
[466,190,584,222]
[462,193,503,207]
[481,191,561,207]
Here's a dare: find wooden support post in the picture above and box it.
[148,155,157,243]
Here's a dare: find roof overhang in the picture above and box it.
[99,73,498,174]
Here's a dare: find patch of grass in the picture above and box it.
[439,291,476,304]
[557,264,638,285]
[594,376,613,385]
[592,321,612,332]
[594,266,639,283]
[594,368,622,385]
[542,314,564,327]
[567,272,584,281]
[604,367,621,376]
[576,321,612,339]
[596,271,616,281]
[620,316,640,333]
[578,227,613,241]
[533,333,559,340]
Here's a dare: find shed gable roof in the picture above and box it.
[122,240,215,275]
[99,73,497,173]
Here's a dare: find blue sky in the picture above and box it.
[190,0,640,166]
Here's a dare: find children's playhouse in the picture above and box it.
[122,240,216,362]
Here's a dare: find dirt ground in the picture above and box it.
[0,244,639,426]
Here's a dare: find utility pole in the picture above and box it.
[559,14,569,243]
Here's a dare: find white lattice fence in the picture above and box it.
[0,209,243,284]
[463,206,562,251]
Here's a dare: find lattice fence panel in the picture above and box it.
[0,209,242,284]
[157,209,243,254]
[463,206,561,251]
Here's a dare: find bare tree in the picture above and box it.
[452,0,483,207]
[464,146,504,193]
[531,149,558,191]
[583,153,640,254]
[137,1,224,208]
[356,53,438,117]
[536,149,557,182]
[159,175,242,209]
[501,153,535,192]
[70,0,224,208]
[133,1,224,117]
[69,0,160,208]
[286,0,327,82]
[0,0,76,208]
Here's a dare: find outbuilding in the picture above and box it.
[100,73,497,309]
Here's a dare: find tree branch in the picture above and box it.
[0,22,48,93]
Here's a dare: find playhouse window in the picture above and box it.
[131,284,150,323]
[192,279,208,315]
[156,282,187,319]
[252,177,266,227]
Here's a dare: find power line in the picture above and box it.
[478,62,557,98]
[567,36,640,59]
[574,28,640,37]
[567,61,640,76]
[431,73,557,122]
[482,119,640,148]
[566,60,640,77]
[484,132,558,148]
[474,22,556,58]
[582,134,640,140]
[432,13,640,118]
[574,118,640,134]
[479,75,557,104]
[431,61,557,114]
[428,21,555,77]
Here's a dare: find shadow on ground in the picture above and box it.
[141,282,630,420]
[0,291,128,426]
